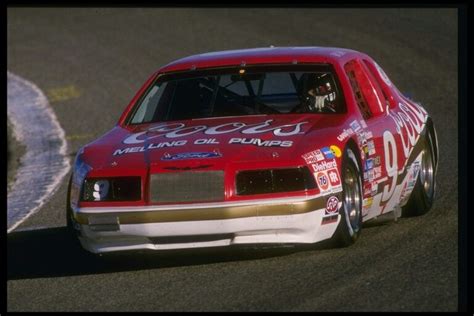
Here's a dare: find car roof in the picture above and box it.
[158,46,363,73]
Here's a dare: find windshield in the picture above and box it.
[128,65,345,124]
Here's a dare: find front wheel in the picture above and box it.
[333,147,363,247]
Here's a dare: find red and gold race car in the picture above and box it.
[67,47,439,254]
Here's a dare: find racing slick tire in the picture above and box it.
[333,146,363,247]
[401,130,436,217]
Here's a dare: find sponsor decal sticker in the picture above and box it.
[350,120,362,132]
[411,161,421,178]
[194,138,220,145]
[373,155,381,166]
[364,169,375,181]
[161,151,222,161]
[321,147,335,159]
[373,166,382,179]
[369,169,375,181]
[123,119,308,144]
[399,181,410,203]
[329,145,342,158]
[357,131,367,145]
[327,168,341,187]
[363,184,371,196]
[407,175,417,188]
[363,183,378,197]
[315,169,342,194]
[367,140,376,155]
[402,161,422,198]
[311,159,337,172]
[316,172,330,191]
[228,138,293,147]
[326,196,340,214]
[402,160,422,201]
[362,145,369,156]
[365,158,374,171]
[113,140,187,156]
[388,102,426,161]
[362,197,373,214]
[302,149,325,164]
[337,128,354,142]
[115,138,294,154]
[363,197,373,208]
[371,183,378,195]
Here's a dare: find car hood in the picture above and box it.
[82,114,344,170]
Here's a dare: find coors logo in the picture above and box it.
[123,119,308,144]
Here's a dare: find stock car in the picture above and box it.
[67,46,439,254]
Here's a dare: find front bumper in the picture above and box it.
[73,195,341,253]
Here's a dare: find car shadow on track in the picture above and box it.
[7,226,336,280]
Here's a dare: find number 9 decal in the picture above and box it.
[382,131,398,202]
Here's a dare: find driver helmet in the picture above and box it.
[305,73,336,112]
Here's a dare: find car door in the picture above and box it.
[343,58,402,220]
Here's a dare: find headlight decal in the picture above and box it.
[92,180,110,201]
[81,177,141,202]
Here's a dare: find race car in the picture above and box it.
[67,46,439,254]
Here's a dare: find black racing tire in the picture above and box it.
[401,130,436,217]
[333,146,363,247]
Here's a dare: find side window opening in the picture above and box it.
[131,83,168,124]
[344,59,386,119]
[362,59,396,109]
[345,67,372,120]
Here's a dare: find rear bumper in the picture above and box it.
[73,195,341,253]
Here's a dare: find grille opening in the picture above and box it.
[236,167,316,196]
[150,170,224,203]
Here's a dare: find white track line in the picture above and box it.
[7,71,71,233]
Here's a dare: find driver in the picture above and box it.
[303,73,337,113]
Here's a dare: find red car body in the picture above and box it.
[68,47,439,253]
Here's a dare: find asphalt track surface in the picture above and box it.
[7,8,458,311]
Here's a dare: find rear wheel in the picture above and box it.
[333,147,363,247]
[402,131,436,217]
